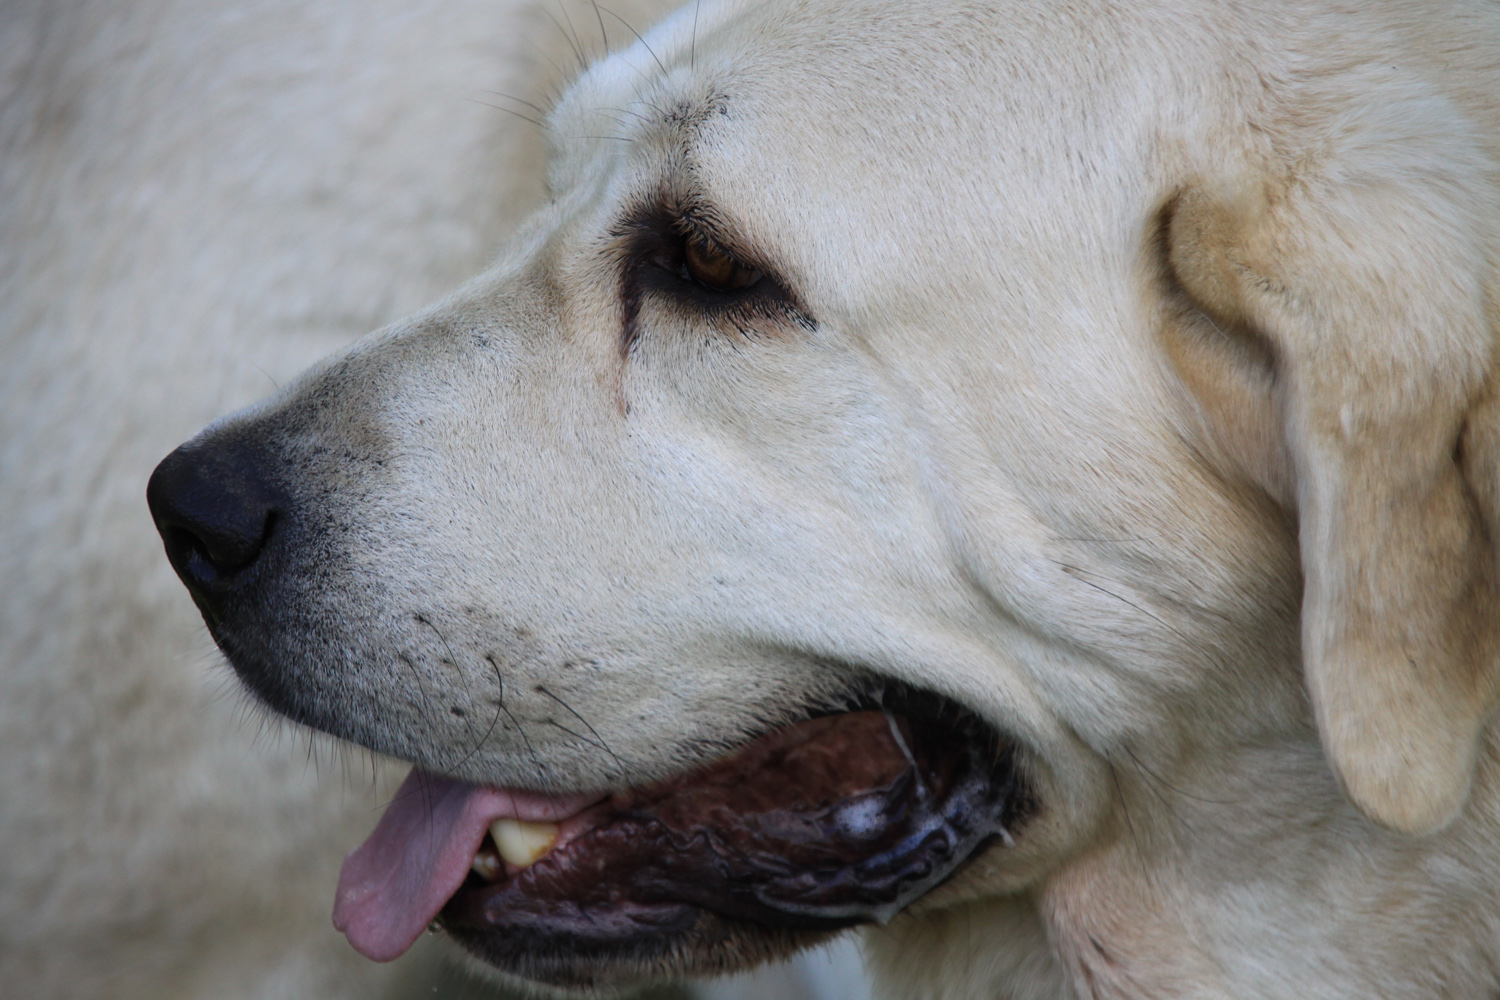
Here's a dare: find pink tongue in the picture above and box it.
[332,768,600,962]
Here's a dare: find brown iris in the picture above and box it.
[683,236,762,292]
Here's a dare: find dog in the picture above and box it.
[145,0,1500,996]
[0,1,675,996]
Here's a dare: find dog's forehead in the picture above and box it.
[542,0,1169,317]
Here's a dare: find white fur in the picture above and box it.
[11,0,1500,997]
[0,2,670,995]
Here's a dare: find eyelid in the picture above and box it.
[614,199,815,339]
[684,231,762,291]
[673,212,766,275]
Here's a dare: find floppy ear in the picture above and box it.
[1166,93,1500,834]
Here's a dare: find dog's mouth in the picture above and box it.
[333,687,1027,988]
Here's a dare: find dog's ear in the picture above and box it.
[1166,97,1500,834]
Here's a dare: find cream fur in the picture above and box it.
[0,1,668,996]
[15,0,1500,998]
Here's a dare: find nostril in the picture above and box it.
[147,437,283,592]
[161,514,273,576]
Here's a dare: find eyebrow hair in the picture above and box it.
[657,155,777,276]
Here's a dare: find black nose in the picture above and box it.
[147,436,282,600]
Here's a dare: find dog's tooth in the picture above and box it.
[470,846,503,882]
[489,818,559,868]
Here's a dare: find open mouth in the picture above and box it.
[333,686,1028,987]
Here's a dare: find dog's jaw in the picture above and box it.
[333,693,1029,988]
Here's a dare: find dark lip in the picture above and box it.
[436,683,1030,988]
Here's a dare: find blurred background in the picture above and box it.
[0,1,875,996]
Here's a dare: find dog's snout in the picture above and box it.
[147,437,282,598]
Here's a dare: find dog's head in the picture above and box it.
[147,0,1500,991]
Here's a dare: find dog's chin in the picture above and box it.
[446,908,841,992]
[432,687,1030,990]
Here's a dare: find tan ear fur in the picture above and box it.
[1167,89,1500,834]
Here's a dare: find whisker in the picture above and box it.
[468,98,544,130]
[524,37,573,87]
[598,104,653,125]
[396,650,438,753]
[598,5,668,75]
[1121,744,1244,806]
[556,2,591,66]
[414,614,485,770]
[590,0,609,54]
[480,90,552,117]
[446,655,509,775]
[592,110,636,129]
[537,684,628,773]
[1105,757,1149,873]
[541,7,586,70]
[494,690,550,787]
[1057,562,1230,675]
[691,0,701,70]
[544,718,609,752]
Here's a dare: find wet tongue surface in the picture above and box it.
[332,769,600,961]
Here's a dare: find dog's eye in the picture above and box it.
[683,237,762,293]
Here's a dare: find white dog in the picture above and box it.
[0,1,667,997]
[142,0,1500,997]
